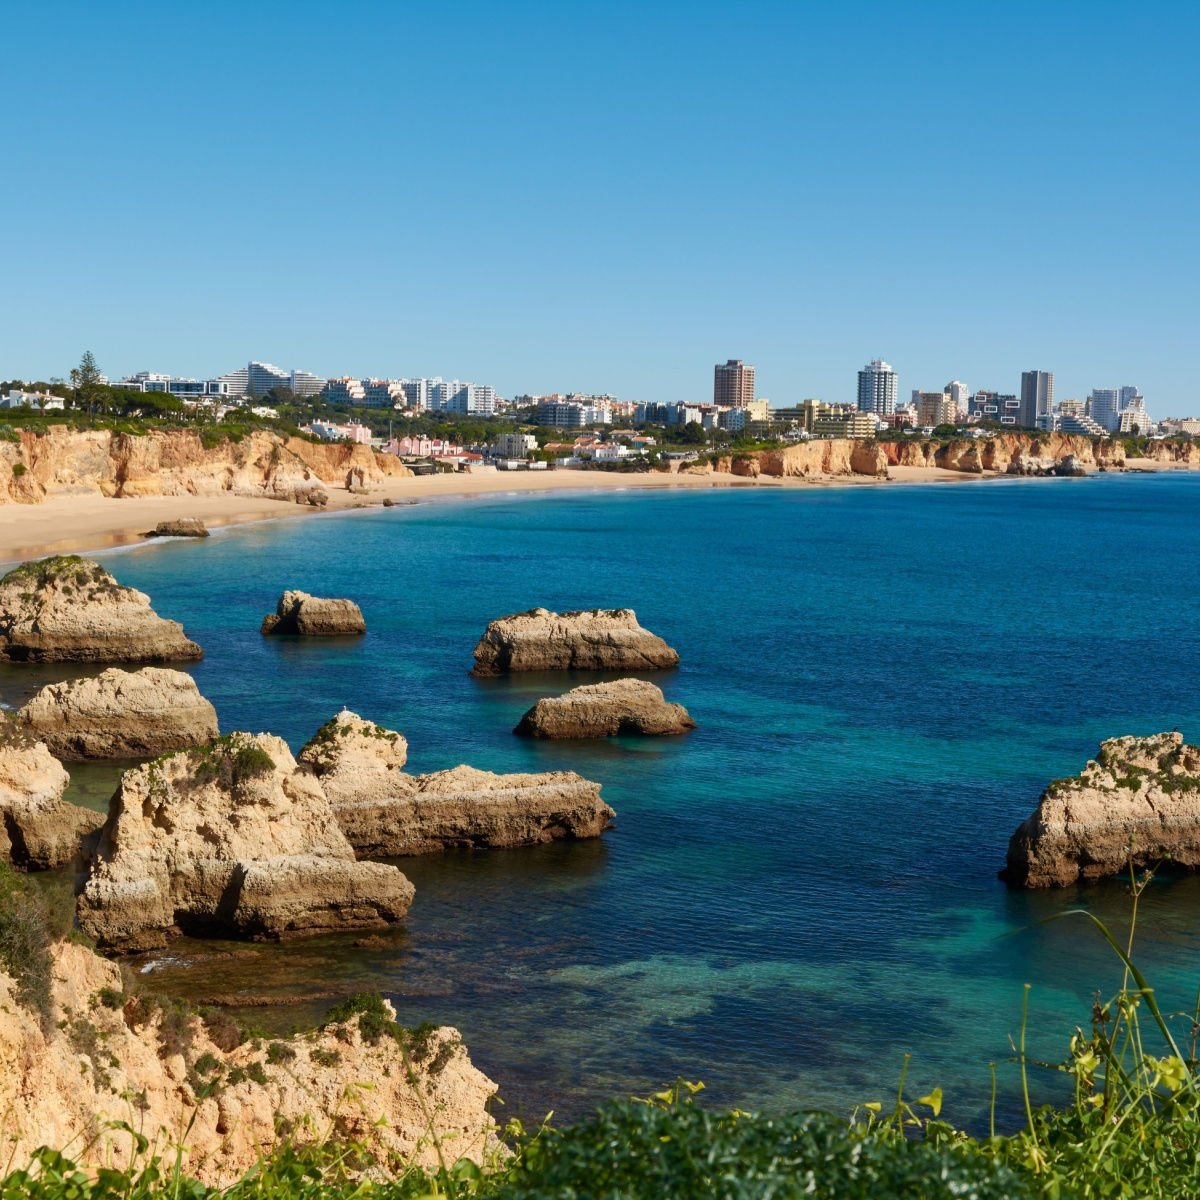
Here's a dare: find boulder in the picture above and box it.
[0,940,497,1185]
[261,589,366,636]
[0,556,202,663]
[145,518,209,538]
[16,667,219,759]
[0,726,101,868]
[471,607,679,675]
[1054,455,1094,477]
[1004,732,1200,887]
[298,710,614,857]
[515,678,696,739]
[77,732,413,951]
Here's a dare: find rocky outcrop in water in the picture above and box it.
[261,590,367,636]
[0,727,101,868]
[77,732,413,951]
[1004,732,1200,887]
[0,556,202,663]
[472,607,679,675]
[146,517,209,537]
[298,710,614,857]
[0,939,496,1185]
[515,679,696,739]
[16,667,219,759]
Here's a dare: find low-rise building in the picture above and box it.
[493,433,538,459]
[812,410,878,438]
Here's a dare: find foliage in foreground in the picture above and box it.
[7,869,1200,1197]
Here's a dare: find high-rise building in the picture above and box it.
[944,380,970,418]
[914,390,956,427]
[289,369,326,398]
[857,359,897,416]
[970,391,1021,424]
[1020,371,1054,431]
[1089,386,1144,433]
[713,359,755,408]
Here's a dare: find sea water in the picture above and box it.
[12,472,1200,1130]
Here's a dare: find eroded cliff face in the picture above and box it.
[0,426,410,506]
[0,940,497,1185]
[77,732,414,951]
[1004,732,1200,887]
[879,433,1128,474]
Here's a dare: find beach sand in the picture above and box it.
[0,464,986,563]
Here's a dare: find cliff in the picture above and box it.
[16,667,220,759]
[298,710,615,857]
[0,939,496,1185]
[472,607,680,675]
[0,556,202,663]
[0,426,410,507]
[0,727,101,868]
[515,679,696,739]
[1004,732,1200,887]
[77,732,414,950]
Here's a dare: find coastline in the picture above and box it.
[0,460,1181,564]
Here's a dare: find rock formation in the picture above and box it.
[1004,732,1200,887]
[298,710,614,857]
[0,938,496,1185]
[77,732,413,950]
[16,667,219,759]
[471,607,679,675]
[0,556,202,663]
[146,517,210,537]
[514,678,696,739]
[261,590,367,636]
[0,725,101,868]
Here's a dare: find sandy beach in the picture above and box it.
[0,463,1024,564]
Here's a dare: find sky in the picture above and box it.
[3,0,1198,413]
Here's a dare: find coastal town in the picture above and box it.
[1,355,1195,478]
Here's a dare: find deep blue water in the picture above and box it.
[12,473,1200,1130]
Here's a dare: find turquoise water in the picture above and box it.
[10,473,1200,1130]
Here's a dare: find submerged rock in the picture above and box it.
[0,940,497,1186]
[298,709,614,857]
[77,732,413,951]
[515,678,696,739]
[0,725,101,869]
[1004,732,1200,887]
[0,556,202,663]
[261,589,366,636]
[16,667,219,759]
[145,518,209,538]
[471,607,679,675]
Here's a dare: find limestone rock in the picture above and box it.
[0,727,101,868]
[146,518,209,537]
[261,589,366,636]
[1004,732,1200,887]
[515,678,696,739]
[0,939,497,1185]
[299,710,614,857]
[16,667,219,759]
[471,607,679,675]
[0,556,202,663]
[77,732,413,950]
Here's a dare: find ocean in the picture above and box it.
[13,472,1200,1131]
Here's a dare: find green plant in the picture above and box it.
[0,865,55,1025]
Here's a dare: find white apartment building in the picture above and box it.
[857,359,897,416]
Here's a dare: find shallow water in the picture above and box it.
[12,473,1200,1130]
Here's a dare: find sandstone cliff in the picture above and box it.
[515,678,696,739]
[0,727,101,868]
[298,710,614,857]
[879,433,1127,475]
[0,939,496,1185]
[472,607,680,675]
[1004,732,1200,887]
[0,556,202,663]
[16,667,219,759]
[261,590,366,636]
[0,426,411,507]
[77,732,414,951]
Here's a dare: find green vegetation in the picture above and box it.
[0,865,55,1025]
[190,734,277,789]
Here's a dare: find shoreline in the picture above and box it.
[0,461,1187,564]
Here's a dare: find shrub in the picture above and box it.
[0,865,55,1025]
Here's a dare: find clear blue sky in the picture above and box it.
[3,1,1197,413]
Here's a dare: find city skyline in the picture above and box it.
[2,2,1197,410]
